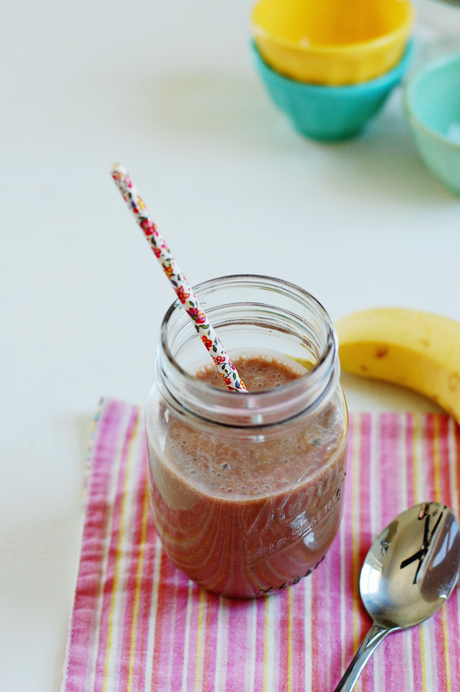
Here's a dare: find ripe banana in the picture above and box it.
[334,308,460,424]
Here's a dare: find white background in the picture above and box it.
[1,0,460,689]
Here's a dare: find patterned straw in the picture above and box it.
[111,163,247,393]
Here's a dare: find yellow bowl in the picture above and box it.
[251,0,415,86]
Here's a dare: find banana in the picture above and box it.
[334,308,460,424]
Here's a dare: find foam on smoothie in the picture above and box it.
[164,354,343,498]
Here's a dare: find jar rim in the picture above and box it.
[158,274,339,427]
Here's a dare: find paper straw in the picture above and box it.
[111,163,247,393]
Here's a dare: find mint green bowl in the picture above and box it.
[251,41,413,142]
[404,53,460,196]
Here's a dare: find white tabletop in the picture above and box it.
[1,0,460,689]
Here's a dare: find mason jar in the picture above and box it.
[145,274,348,598]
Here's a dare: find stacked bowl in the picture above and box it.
[251,0,415,141]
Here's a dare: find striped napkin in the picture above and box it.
[61,398,460,692]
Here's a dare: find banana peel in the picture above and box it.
[334,308,460,425]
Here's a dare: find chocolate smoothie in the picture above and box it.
[147,354,348,598]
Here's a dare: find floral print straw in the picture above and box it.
[111,163,247,393]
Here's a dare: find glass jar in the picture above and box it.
[145,275,348,598]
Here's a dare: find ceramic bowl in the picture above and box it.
[404,53,460,196]
[251,41,414,141]
[251,0,414,86]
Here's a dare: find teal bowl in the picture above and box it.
[404,53,460,196]
[251,41,414,142]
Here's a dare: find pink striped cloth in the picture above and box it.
[61,398,460,692]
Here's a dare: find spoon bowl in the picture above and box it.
[335,501,460,691]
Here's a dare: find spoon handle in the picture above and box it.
[333,623,395,691]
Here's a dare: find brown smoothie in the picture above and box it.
[147,354,348,598]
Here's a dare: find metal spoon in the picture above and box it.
[334,501,460,692]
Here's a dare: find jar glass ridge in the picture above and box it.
[146,274,348,598]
